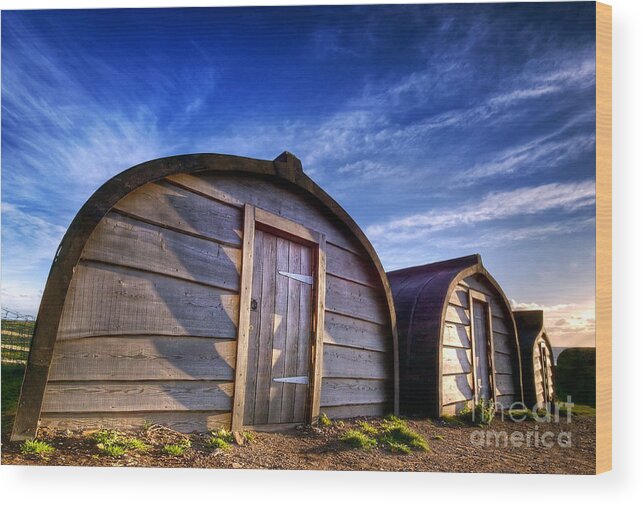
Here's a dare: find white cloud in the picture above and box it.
[366,180,596,243]
[511,299,596,348]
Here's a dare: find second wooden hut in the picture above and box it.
[388,255,523,417]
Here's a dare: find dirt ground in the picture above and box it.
[1,414,595,474]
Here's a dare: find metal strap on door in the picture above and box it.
[278,271,313,285]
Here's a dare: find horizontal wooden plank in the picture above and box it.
[448,287,470,309]
[113,180,243,246]
[460,275,495,297]
[42,381,234,413]
[40,411,231,433]
[82,212,241,292]
[255,207,321,244]
[489,299,509,319]
[495,395,517,410]
[494,374,517,396]
[493,352,515,375]
[491,315,513,335]
[49,337,236,381]
[321,403,388,420]
[323,312,391,352]
[445,304,470,326]
[442,322,471,348]
[442,347,472,375]
[58,262,239,339]
[166,173,360,253]
[320,378,389,407]
[493,332,515,355]
[164,174,244,207]
[441,399,471,416]
[442,373,473,405]
[323,344,389,380]
[326,243,379,287]
[326,275,388,325]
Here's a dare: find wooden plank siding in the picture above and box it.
[40,169,394,433]
[42,381,234,413]
[83,212,241,292]
[57,261,240,340]
[41,411,231,433]
[440,274,519,413]
[49,337,236,381]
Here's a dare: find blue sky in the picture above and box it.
[1,3,596,346]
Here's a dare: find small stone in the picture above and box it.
[231,462,243,469]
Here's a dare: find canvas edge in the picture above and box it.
[595,0,612,475]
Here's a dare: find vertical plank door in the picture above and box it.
[539,342,554,405]
[472,300,492,401]
[243,228,314,426]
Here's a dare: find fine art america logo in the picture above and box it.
[469,397,575,449]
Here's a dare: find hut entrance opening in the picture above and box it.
[472,299,493,402]
[243,227,315,426]
[538,342,553,406]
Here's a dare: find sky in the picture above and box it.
[1,3,597,347]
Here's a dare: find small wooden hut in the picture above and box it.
[387,255,523,417]
[513,310,555,410]
[11,152,398,441]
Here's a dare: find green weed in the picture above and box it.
[357,421,379,436]
[206,428,234,451]
[318,413,332,427]
[20,439,55,457]
[340,429,377,449]
[385,441,412,454]
[380,418,429,452]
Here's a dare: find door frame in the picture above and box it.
[231,204,326,432]
[468,290,497,405]
[538,342,551,405]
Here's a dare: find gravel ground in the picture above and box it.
[1,415,595,474]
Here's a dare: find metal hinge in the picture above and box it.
[278,271,313,285]
[272,376,309,384]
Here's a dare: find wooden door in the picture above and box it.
[472,300,492,401]
[243,228,314,426]
[539,343,553,405]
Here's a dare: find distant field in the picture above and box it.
[1,364,25,437]
[1,318,34,365]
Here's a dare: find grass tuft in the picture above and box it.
[385,441,412,454]
[357,421,379,436]
[163,443,188,456]
[380,418,429,452]
[318,413,332,427]
[340,429,377,449]
[92,429,151,456]
[98,443,126,458]
[206,428,235,451]
[459,400,496,427]
[20,439,55,457]
[557,403,596,417]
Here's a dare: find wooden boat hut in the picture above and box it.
[513,310,555,410]
[11,152,398,441]
[387,255,523,417]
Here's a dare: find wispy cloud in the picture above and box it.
[367,180,596,243]
[1,5,597,317]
